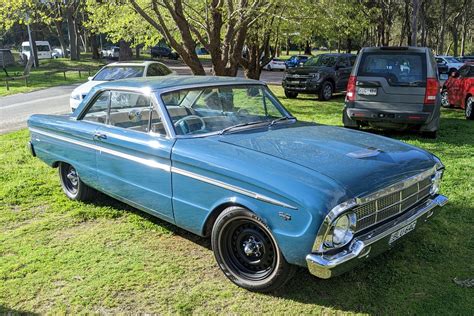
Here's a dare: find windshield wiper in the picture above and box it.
[268,116,296,127]
[219,121,268,135]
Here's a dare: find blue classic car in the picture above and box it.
[27,76,448,292]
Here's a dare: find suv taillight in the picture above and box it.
[346,75,357,102]
[424,78,439,105]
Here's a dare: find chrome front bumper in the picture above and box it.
[306,194,448,279]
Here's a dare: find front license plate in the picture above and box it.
[389,221,417,244]
[358,87,377,96]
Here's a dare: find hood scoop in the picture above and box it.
[346,147,382,159]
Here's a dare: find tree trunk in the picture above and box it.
[135,46,140,58]
[304,40,311,55]
[54,20,68,58]
[346,38,352,53]
[67,5,78,60]
[119,40,133,61]
[410,0,420,46]
[91,34,100,60]
[438,0,447,54]
[286,36,290,55]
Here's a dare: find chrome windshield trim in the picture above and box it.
[30,127,297,210]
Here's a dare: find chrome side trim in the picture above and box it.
[30,127,297,210]
[171,167,298,210]
[29,127,171,172]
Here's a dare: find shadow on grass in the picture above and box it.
[0,305,39,315]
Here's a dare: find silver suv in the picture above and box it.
[343,46,441,138]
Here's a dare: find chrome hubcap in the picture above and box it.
[242,236,264,257]
[441,92,449,107]
[467,98,473,117]
[324,85,332,98]
[67,169,78,186]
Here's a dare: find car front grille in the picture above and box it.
[353,176,432,232]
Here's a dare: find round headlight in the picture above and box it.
[430,169,443,195]
[324,213,356,248]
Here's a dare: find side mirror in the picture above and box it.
[88,76,93,81]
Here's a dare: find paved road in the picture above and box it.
[0,64,284,134]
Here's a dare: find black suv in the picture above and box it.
[151,46,179,60]
[282,53,356,101]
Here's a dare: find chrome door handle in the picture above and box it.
[94,132,107,140]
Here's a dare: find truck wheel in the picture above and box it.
[441,90,451,108]
[58,162,95,201]
[319,81,333,101]
[284,90,298,99]
[466,96,474,120]
[211,206,295,292]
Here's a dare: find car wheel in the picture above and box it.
[58,162,95,201]
[268,65,272,71]
[441,90,451,108]
[284,90,298,99]
[319,81,333,101]
[211,206,295,292]
[466,96,474,120]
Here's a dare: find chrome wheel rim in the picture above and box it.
[323,84,332,99]
[63,165,78,194]
[467,97,473,117]
[220,218,276,281]
[441,91,449,107]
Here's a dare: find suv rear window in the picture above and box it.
[358,52,427,86]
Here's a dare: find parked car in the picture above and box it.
[284,55,310,68]
[69,61,175,111]
[262,58,286,71]
[435,56,464,74]
[28,76,448,292]
[101,46,120,59]
[343,46,442,138]
[437,61,449,81]
[282,53,356,101]
[441,63,474,119]
[457,55,474,63]
[150,46,179,59]
[21,41,52,60]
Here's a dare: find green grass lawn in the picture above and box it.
[1,88,473,314]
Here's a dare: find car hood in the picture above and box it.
[71,80,106,97]
[218,122,435,197]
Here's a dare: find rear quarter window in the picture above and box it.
[358,52,427,86]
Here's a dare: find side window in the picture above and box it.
[338,57,350,67]
[459,66,470,78]
[158,64,173,75]
[108,91,162,133]
[147,64,162,77]
[82,91,110,124]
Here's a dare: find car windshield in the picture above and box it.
[357,52,427,86]
[444,57,460,63]
[160,85,292,136]
[304,55,337,67]
[93,66,144,81]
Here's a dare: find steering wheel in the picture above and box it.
[174,115,206,134]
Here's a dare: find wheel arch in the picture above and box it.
[202,200,257,237]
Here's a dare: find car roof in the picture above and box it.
[93,75,261,92]
[363,46,429,53]
[106,60,162,67]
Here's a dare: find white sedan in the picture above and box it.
[263,58,286,71]
[70,61,175,111]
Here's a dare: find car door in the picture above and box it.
[93,90,175,222]
[336,57,353,91]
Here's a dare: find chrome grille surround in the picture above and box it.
[312,164,441,253]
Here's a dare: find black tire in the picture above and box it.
[465,96,474,120]
[284,90,298,99]
[58,162,95,201]
[211,206,295,292]
[440,90,451,108]
[318,81,333,101]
